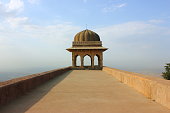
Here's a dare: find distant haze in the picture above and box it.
[0,0,170,81]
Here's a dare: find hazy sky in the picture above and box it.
[0,0,170,79]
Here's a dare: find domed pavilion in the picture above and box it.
[67,29,108,70]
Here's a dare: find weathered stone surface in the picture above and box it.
[103,66,170,109]
[0,70,170,113]
[0,67,71,105]
[1,70,170,113]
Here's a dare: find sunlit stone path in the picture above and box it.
[1,70,170,113]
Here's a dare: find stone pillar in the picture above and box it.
[81,55,84,68]
[72,53,75,67]
[91,55,94,68]
[100,53,103,67]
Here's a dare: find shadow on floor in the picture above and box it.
[0,70,72,113]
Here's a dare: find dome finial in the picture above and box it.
[86,24,88,30]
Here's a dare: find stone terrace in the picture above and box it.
[0,70,170,113]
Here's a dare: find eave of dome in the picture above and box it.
[66,47,108,52]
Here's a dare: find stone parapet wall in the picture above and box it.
[0,67,71,105]
[103,67,170,109]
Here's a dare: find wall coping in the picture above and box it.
[0,66,71,87]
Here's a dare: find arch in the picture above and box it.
[75,55,81,67]
[83,55,92,66]
[94,54,100,67]
[94,55,99,66]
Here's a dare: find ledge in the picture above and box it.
[103,66,170,109]
[0,67,71,105]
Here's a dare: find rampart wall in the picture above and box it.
[1,66,170,109]
[0,67,71,105]
[103,67,170,109]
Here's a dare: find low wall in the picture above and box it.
[103,67,170,109]
[0,67,71,105]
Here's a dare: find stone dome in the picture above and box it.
[74,29,100,42]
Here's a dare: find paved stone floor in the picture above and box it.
[0,70,170,113]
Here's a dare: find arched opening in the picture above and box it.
[76,55,81,67]
[83,55,91,67]
[94,55,99,66]
[95,54,100,67]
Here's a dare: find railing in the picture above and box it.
[73,41,102,47]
